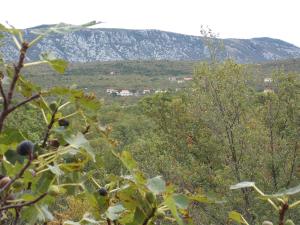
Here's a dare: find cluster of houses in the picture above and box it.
[105,76,193,97]
[168,76,193,83]
[106,88,167,97]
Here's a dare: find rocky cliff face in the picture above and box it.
[1,26,300,63]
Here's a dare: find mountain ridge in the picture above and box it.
[1,26,300,63]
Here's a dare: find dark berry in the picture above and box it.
[17,140,34,156]
[58,119,69,127]
[98,187,108,196]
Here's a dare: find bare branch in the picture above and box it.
[13,208,20,225]
[142,207,156,225]
[7,93,40,114]
[0,42,29,133]
[41,106,59,148]
[0,192,47,212]
[0,152,33,194]
[0,81,7,110]
[7,42,29,105]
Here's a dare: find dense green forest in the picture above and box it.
[0,23,299,225]
[23,59,300,102]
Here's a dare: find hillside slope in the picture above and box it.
[1,26,300,63]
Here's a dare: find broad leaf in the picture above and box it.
[106,204,125,221]
[47,59,68,74]
[146,176,166,195]
[228,211,249,224]
[164,195,184,225]
[264,184,300,198]
[65,132,95,161]
[173,194,190,209]
[230,182,255,190]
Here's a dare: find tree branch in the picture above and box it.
[7,42,29,105]
[0,42,29,133]
[142,207,156,225]
[286,141,298,187]
[0,152,33,194]
[41,106,58,148]
[6,93,40,114]
[0,81,7,110]
[13,208,20,225]
[0,192,47,211]
[278,203,289,225]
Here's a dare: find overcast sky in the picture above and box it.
[1,0,300,47]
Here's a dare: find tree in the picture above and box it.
[0,23,208,224]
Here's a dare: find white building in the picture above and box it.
[143,89,151,94]
[119,90,133,96]
[264,78,273,83]
[106,89,118,94]
[264,88,274,94]
[155,89,167,94]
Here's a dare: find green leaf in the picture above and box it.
[189,194,219,204]
[118,151,146,185]
[63,221,80,225]
[173,194,190,209]
[0,128,24,147]
[230,181,255,190]
[164,195,184,225]
[37,205,54,221]
[63,212,100,224]
[0,23,21,35]
[4,149,25,165]
[47,59,68,74]
[117,185,140,210]
[119,151,138,171]
[146,176,166,195]
[22,204,55,223]
[33,171,55,193]
[285,219,295,225]
[228,211,249,225]
[17,75,41,97]
[264,184,300,198]
[80,213,99,224]
[48,164,64,176]
[65,132,95,161]
[30,21,101,35]
[40,53,68,74]
[131,207,146,225]
[106,204,125,221]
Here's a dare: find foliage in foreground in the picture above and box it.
[0,23,299,225]
[0,23,212,224]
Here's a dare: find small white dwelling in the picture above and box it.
[143,89,151,94]
[106,89,118,94]
[264,78,273,83]
[264,88,274,94]
[183,77,193,81]
[119,90,133,96]
[155,89,167,94]
[168,77,177,81]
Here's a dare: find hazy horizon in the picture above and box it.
[2,0,300,47]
